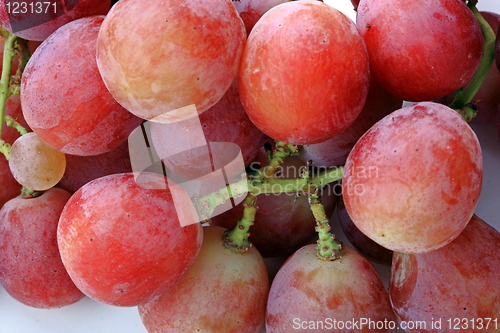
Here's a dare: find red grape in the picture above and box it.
[57,172,203,306]
[96,0,246,121]
[356,0,484,101]
[0,188,85,308]
[238,0,370,145]
[21,15,142,156]
[390,215,500,332]
[299,76,402,167]
[138,226,269,332]
[0,0,111,41]
[342,102,482,253]
[266,244,397,332]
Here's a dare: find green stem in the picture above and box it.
[256,140,300,183]
[449,2,496,120]
[222,193,258,253]
[21,187,44,199]
[309,192,343,260]
[10,38,30,96]
[0,32,17,139]
[5,115,28,135]
[0,139,11,160]
[195,166,344,221]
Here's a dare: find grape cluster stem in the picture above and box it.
[449,1,496,120]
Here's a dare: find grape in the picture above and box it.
[0,0,111,41]
[21,15,143,156]
[239,0,370,145]
[299,76,402,167]
[337,192,393,266]
[233,0,288,35]
[390,215,500,332]
[96,0,246,121]
[57,172,203,307]
[138,226,269,332]
[211,154,336,258]
[0,188,85,308]
[266,244,397,332]
[356,0,484,101]
[9,132,66,191]
[57,140,132,193]
[342,102,482,253]
[434,11,500,124]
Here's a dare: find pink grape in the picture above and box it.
[390,215,500,332]
[0,188,85,308]
[356,0,484,101]
[342,102,482,253]
[57,172,203,307]
[238,0,370,145]
[96,0,246,121]
[0,0,111,41]
[266,244,397,332]
[9,132,66,191]
[21,15,143,156]
[138,226,269,332]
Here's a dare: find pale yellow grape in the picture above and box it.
[9,132,66,191]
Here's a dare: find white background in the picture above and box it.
[1,0,499,332]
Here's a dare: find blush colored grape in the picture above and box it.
[342,102,482,253]
[239,0,370,145]
[390,215,500,332]
[96,0,246,121]
[357,0,484,101]
[57,172,203,306]
[266,244,397,332]
[138,226,269,332]
[0,188,85,308]
[21,16,143,156]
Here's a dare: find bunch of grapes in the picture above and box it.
[0,0,499,332]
